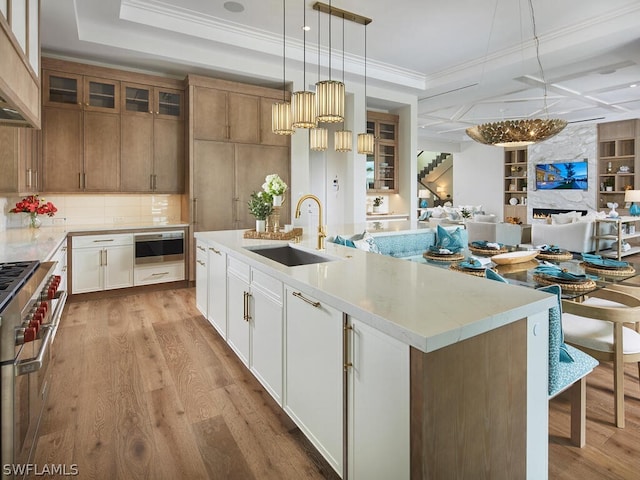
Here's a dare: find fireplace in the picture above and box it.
[532,208,588,221]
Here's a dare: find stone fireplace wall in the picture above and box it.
[527,124,597,220]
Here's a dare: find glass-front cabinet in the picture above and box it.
[366,111,399,193]
[43,71,120,113]
[122,83,183,120]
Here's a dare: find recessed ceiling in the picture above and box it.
[40,0,640,146]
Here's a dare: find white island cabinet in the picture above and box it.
[195,241,208,316]
[284,286,344,476]
[207,244,227,337]
[193,230,555,480]
[71,233,133,294]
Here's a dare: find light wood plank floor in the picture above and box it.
[31,287,640,479]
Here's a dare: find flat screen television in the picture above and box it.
[535,160,588,190]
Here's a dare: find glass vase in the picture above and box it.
[26,213,42,229]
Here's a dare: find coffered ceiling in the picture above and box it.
[41,0,640,146]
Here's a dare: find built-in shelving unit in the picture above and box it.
[597,119,640,213]
[503,146,528,221]
[366,111,399,193]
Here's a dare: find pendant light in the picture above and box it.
[315,0,345,123]
[272,0,294,135]
[465,0,566,146]
[357,23,374,155]
[309,5,328,150]
[291,0,317,129]
[334,16,352,152]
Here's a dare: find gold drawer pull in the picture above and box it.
[292,291,320,308]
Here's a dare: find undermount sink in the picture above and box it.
[245,245,337,267]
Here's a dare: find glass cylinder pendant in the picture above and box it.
[271,102,294,135]
[310,127,328,151]
[357,133,375,155]
[315,80,345,123]
[291,91,317,129]
[335,130,353,152]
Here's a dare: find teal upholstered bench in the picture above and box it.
[329,226,468,260]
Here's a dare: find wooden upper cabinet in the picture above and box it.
[121,82,185,193]
[227,93,259,143]
[0,126,19,193]
[43,71,120,113]
[194,87,227,141]
[83,111,120,191]
[193,86,259,143]
[42,107,84,192]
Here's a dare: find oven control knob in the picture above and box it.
[40,301,48,312]
[33,312,43,324]
[24,327,36,343]
[29,320,40,333]
[48,287,57,299]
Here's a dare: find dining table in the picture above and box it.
[417,245,639,299]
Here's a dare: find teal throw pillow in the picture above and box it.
[436,224,463,252]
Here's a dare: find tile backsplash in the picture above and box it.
[0,194,183,231]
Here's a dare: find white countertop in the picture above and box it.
[0,222,189,263]
[195,229,555,353]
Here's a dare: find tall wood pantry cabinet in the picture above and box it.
[0,126,40,194]
[186,75,291,280]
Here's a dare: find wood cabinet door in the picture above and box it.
[121,114,153,192]
[43,71,83,109]
[234,144,290,228]
[153,117,185,193]
[83,112,120,191]
[228,92,260,144]
[193,140,235,231]
[155,87,183,121]
[259,97,291,147]
[42,107,84,192]
[83,76,120,113]
[193,87,227,141]
[122,83,153,116]
[0,126,19,193]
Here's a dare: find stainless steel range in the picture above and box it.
[1,261,66,479]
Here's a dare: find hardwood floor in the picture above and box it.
[33,288,338,480]
[32,287,640,479]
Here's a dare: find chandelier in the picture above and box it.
[291,0,317,129]
[466,119,567,147]
[466,0,566,146]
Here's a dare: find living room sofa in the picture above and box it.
[465,218,527,246]
[530,211,612,253]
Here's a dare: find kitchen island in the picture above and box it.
[195,229,556,480]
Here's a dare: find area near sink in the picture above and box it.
[244,244,340,267]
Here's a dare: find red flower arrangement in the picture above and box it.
[10,195,58,216]
[10,195,57,228]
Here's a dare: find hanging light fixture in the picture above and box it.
[272,0,294,135]
[315,0,345,123]
[309,5,328,151]
[334,14,352,151]
[357,23,374,155]
[291,0,317,129]
[465,0,566,147]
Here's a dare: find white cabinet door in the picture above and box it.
[207,245,227,337]
[195,242,208,316]
[104,245,134,290]
[250,283,283,405]
[347,317,410,480]
[227,271,250,366]
[72,247,103,294]
[284,287,343,477]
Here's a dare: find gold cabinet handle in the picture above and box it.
[292,291,320,308]
[150,174,154,190]
[245,291,252,321]
[196,259,205,266]
[209,247,222,255]
[197,245,206,252]
[343,324,353,371]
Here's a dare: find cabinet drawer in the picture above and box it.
[134,261,185,286]
[227,256,250,282]
[251,268,282,302]
[196,241,208,261]
[72,233,133,248]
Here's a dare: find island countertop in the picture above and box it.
[195,229,556,353]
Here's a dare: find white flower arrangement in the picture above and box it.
[262,174,288,196]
